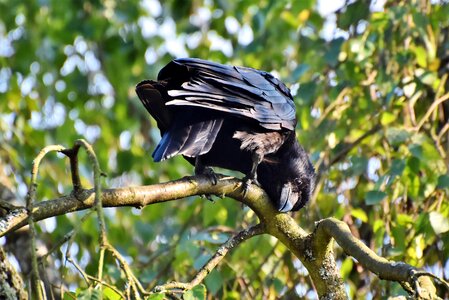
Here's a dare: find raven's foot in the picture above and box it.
[241,176,259,197]
[201,194,215,202]
[195,166,218,185]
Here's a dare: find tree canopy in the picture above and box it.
[1,0,449,299]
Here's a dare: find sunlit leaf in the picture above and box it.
[429,212,449,234]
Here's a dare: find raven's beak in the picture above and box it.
[279,182,297,213]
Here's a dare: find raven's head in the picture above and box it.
[257,136,315,212]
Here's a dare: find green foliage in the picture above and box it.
[1,0,449,298]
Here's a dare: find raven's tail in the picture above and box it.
[152,116,223,162]
[136,80,172,133]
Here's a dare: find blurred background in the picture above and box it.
[1,0,449,298]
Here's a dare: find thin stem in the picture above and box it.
[73,139,107,287]
[26,144,66,300]
[416,91,449,131]
[60,146,82,193]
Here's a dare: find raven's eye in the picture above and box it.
[294,178,302,185]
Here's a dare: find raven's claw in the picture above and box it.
[241,177,252,197]
[201,194,215,202]
[198,166,218,185]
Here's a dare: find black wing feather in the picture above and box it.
[159,58,296,130]
[153,114,224,161]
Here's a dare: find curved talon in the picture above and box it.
[241,177,252,197]
[201,194,215,202]
[203,167,218,185]
[195,166,218,185]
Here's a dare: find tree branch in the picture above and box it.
[2,140,445,298]
[0,175,261,238]
[314,218,444,299]
[1,174,444,298]
[26,145,65,299]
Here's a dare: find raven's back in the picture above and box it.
[136,58,297,162]
[159,58,297,131]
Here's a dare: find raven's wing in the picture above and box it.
[158,58,297,131]
[136,81,224,161]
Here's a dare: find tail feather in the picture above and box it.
[136,80,172,133]
[152,117,223,161]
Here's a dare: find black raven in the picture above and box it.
[135,58,315,212]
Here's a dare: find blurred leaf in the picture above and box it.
[148,294,165,300]
[103,287,122,300]
[204,269,223,295]
[386,128,411,146]
[380,111,396,125]
[202,202,228,226]
[365,190,387,205]
[429,212,449,234]
[351,208,368,222]
[437,175,449,189]
[183,284,207,300]
[340,257,354,280]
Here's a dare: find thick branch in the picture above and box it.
[0,247,27,300]
[1,173,442,298]
[314,218,441,298]
[0,175,267,238]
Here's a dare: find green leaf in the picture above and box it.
[76,288,102,300]
[63,292,77,300]
[390,159,406,177]
[386,128,411,146]
[351,208,368,222]
[204,269,223,295]
[202,202,227,226]
[148,293,165,300]
[340,257,354,280]
[193,253,212,270]
[187,284,207,300]
[413,46,427,67]
[396,213,413,226]
[103,287,122,300]
[429,212,449,234]
[365,191,387,205]
[437,175,449,189]
[292,64,310,80]
[380,111,396,125]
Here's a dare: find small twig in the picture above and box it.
[60,147,82,193]
[72,139,107,287]
[65,140,148,298]
[104,241,150,298]
[84,274,125,298]
[38,211,93,263]
[328,124,381,167]
[26,144,66,300]
[415,91,449,131]
[314,87,350,128]
[66,257,91,286]
[153,223,266,294]
[438,122,449,140]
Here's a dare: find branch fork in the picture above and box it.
[1,141,447,299]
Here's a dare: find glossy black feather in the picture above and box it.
[136,58,315,212]
[160,58,297,131]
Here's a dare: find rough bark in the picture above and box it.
[0,174,442,299]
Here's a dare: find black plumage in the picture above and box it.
[136,58,315,212]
